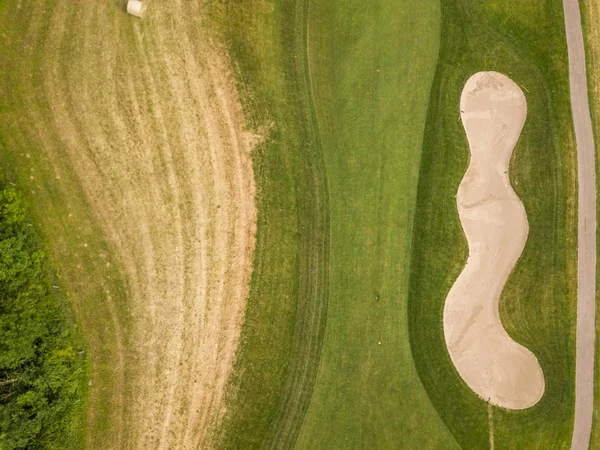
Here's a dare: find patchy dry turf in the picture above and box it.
[0,0,256,448]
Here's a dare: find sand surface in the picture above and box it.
[443,71,545,410]
[562,1,598,448]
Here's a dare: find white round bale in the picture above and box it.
[127,0,146,18]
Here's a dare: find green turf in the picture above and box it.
[0,0,580,447]
[295,0,458,448]
[408,1,577,449]
[211,0,329,447]
[214,0,459,447]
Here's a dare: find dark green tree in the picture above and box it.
[0,187,85,449]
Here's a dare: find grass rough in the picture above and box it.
[408,1,577,449]
[211,0,329,447]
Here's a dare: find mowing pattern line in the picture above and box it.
[562,0,597,448]
[1,0,257,448]
[262,0,330,447]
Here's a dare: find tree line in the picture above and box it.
[0,185,86,449]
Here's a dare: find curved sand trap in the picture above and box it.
[443,71,544,410]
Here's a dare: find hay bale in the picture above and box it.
[127,0,146,18]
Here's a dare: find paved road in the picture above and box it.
[562,1,597,449]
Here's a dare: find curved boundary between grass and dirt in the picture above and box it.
[562,1,597,448]
[211,0,330,447]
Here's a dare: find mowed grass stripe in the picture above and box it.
[263,0,330,447]
[295,1,457,448]
[409,0,577,448]
[213,0,330,447]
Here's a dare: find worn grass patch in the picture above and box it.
[1,0,258,447]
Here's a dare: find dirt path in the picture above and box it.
[444,72,544,410]
[4,0,257,448]
[562,1,597,448]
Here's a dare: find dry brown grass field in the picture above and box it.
[0,0,256,447]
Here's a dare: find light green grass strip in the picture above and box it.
[295,1,456,448]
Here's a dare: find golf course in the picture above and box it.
[0,0,597,448]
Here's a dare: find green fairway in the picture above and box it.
[409,1,577,449]
[296,0,458,448]
[214,0,459,447]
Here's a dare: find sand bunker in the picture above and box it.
[443,71,544,410]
